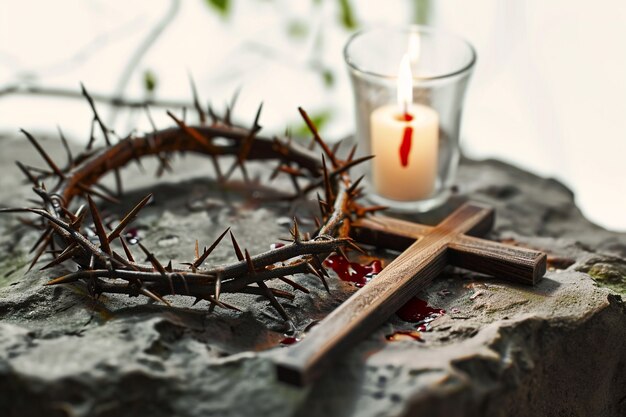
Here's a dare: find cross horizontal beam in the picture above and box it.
[352,215,546,285]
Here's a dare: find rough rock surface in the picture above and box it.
[0,134,625,417]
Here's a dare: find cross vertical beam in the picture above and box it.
[274,202,546,386]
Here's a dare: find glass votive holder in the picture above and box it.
[344,26,476,212]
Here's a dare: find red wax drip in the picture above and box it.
[399,113,414,167]
[396,297,445,323]
[280,336,299,345]
[324,254,383,287]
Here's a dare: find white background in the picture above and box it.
[1,0,624,230]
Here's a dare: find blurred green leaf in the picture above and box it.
[338,0,358,30]
[321,69,335,88]
[292,110,332,138]
[287,20,309,39]
[205,0,231,17]
[143,69,158,94]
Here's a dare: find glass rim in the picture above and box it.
[343,25,477,82]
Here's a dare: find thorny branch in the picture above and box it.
[1,85,383,322]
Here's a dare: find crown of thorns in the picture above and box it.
[1,84,389,322]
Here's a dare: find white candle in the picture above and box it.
[369,53,439,201]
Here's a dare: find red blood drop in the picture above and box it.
[399,113,414,167]
[324,254,383,287]
[280,336,299,345]
[396,298,445,323]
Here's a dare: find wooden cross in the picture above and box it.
[274,202,547,386]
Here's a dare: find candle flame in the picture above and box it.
[397,53,413,115]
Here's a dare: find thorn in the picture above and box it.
[138,242,168,275]
[346,143,358,162]
[229,231,244,261]
[337,154,375,176]
[257,280,289,321]
[269,288,295,300]
[40,243,79,270]
[310,255,329,278]
[20,129,65,179]
[188,72,206,125]
[317,192,328,218]
[167,111,224,182]
[45,272,81,286]
[269,160,283,182]
[334,245,349,261]
[347,175,365,195]
[87,195,111,255]
[119,236,135,262]
[298,107,339,168]
[210,295,241,312]
[15,161,39,185]
[30,227,52,254]
[114,169,123,197]
[167,111,219,154]
[28,234,52,271]
[278,276,310,294]
[307,262,330,293]
[107,194,153,241]
[224,87,241,125]
[81,83,111,147]
[194,240,200,259]
[253,101,263,129]
[244,249,255,274]
[57,125,74,167]
[346,238,367,255]
[207,103,219,124]
[192,227,230,268]
[140,288,171,307]
[144,105,158,132]
[290,217,301,244]
[76,182,120,205]
[321,155,334,205]
[165,260,173,272]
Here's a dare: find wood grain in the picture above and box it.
[275,203,497,386]
[352,215,546,285]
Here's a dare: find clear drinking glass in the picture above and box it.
[344,26,476,212]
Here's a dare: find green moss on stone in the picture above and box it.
[586,262,626,295]
[0,252,27,289]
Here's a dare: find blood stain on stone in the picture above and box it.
[125,228,141,245]
[324,254,383,287]
[280,336,300,346]
[396,298,445,331]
